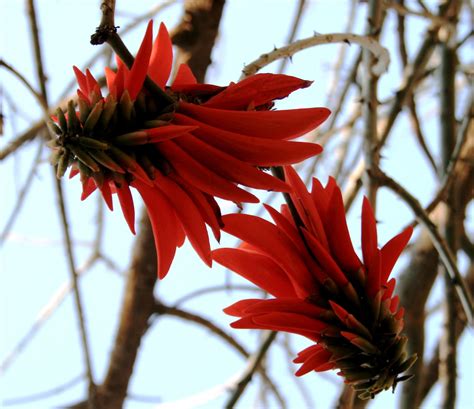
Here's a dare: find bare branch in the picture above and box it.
[374,170,474,324]
[241,33,389,79]
[224,331,278,408]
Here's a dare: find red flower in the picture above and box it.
[212,166,417,399]
[49,21,330,278]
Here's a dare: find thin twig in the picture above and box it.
[377,1,456,147]
[173,284,263,307]
[153,301,285,407]
[325,0,358,109]
[361,0,384,206]
[26,0,96,404]
[407,96,439,174]
[0,141,43,246]
[2,374,84,406]
[224,331,278,408]
[374,170,474,325]
[383,0,451,25]
[0,59,44,104]
[241,33,389,79]
[277,0,307,74]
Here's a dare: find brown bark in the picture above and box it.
[171,0,226,82]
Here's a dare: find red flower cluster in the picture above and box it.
[49,21,330,278]
[212,166,416,399]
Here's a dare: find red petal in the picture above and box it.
[212,248,296,297]
[105,67,116,95]
[148,22,173,87]
[133,180,179,278]
[153,171,212,267]
[114,64,125,99]
[221,214,316,297]
[115,181,136,234]
[98,180,113,210]
[294,344,325,362]
[178,102,330,139]
[85,69,101,98]
[380,227,413,283]
[174,113,322,166]
[170,173,221,241]
[172,63,197,87]
[157,140,259,203]
[382,277,396,301]
[126,20,153,100]
[244,298,328,318]
[73,66,88,96]
[69,168,79,179]
[325,184,362,273]
[253,312,328,334]
[263,204,306,255]
[361,197,378,267]
[223,299,263,317]
[204,73,312,110]
[302,229,348,286]
[295,347,332,376]
[80,178,97,200]
[146,125,198,142]
[390,295,400,313]
[365,249,381,298]
[284,166,329,249]
[174,135,290,192]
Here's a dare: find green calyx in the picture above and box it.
[48,90,177,184]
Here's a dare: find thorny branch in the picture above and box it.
[241,33,390,79]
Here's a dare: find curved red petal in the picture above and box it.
[80,178,97,200]
[148,22,173,87]
[263,204,306,256]
[244,298,328,318]
[212,248,296,298]
[223,299,263,317]
[85,69,102,98]
[325,184,362,273]
[126,20,153,100]
[105,67,116,95]
[204,73,312,110]
[175,135,290,192]
[154,171,212,267]
[174,113,322,166]
[380,227,413,283]
[133,180,179,278]
[284,166,329,249]
[73,66,89,96]
[157,140,259,203]
[252,312,328,334]
[361,197,378,269]
[295,347,332,376]
[170,173,221,242]
[221,213,316,297]
[115,181,136,234]
[146,125,198,142]
[178,102,330,139]
[98,180,113,210]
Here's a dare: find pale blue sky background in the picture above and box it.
[1,1,473,408]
